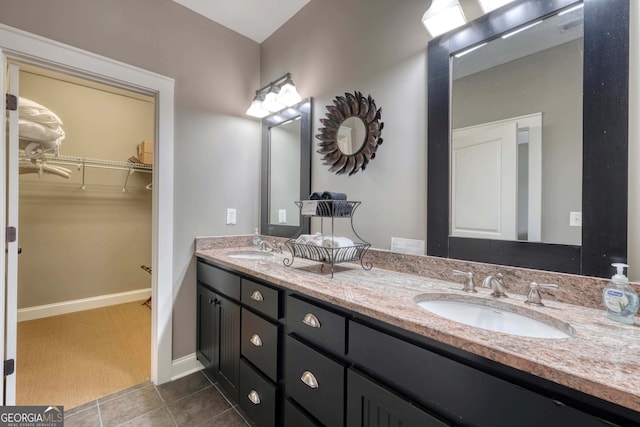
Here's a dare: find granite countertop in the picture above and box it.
[195,245,640,413]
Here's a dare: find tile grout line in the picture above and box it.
[96,399,104,427]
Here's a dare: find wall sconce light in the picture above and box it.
[246,73,302,118]
[422,0,467,38]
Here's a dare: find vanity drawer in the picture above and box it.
[196,260,240,300]
[241,308,279,382]
[239,359,277,427]
[348,320,611,426]
[241,278,280,319]
[284,398,320,427]
[285,335,345,427]
[286,295,346,355]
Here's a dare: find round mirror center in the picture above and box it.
[337,117,366,155]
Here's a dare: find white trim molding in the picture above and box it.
[17,289,152,322]
[0,23,175,385]
[171,353,205,381]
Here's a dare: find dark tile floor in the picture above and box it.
[64,370,251,427]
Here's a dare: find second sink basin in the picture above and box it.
[227,250,274,260]
[415,294,573,339]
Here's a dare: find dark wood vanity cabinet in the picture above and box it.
[195,269,241,402]
[197,259,637,427]
[197,259,283,427]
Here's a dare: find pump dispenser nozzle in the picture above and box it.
[611,263,629,284]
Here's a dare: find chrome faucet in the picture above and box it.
[453,270,477,293]
[525,282,558,306]
[259,240,283,253]
[482,273,508,298]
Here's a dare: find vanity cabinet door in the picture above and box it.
[217,294,241,402]
[347,369,450,427]
[196,283,218,371]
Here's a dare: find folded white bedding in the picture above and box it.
[19,119,65,143]
[19,97,63,127]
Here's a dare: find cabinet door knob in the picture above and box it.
[302,313,321,328]
[247,389,261,405]
[250,290,264,301]
[300,371,319,389]
[250,334,263,347]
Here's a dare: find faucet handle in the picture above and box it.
[525,282,558,306]
[453,270,477,293]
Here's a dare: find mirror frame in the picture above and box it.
[427,0,629,278]
[316,91,384,175]
[261,98,312,237]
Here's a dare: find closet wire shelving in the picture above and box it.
[19,153,153,192]
[283,200,372,277]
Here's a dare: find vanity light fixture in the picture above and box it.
[245,73,303,118]
[422,0,467,38]
[477,0,516,13]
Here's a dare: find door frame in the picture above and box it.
[0,24,175,386]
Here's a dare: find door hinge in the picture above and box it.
[4,359,14,377]
[6,94,17,111]
[6,226,16,243]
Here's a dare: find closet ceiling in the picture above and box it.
[172,0,311,43]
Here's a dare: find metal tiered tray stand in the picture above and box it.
[284,200,372,277]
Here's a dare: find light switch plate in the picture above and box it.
[278,209,287,224]
[226,208,236,225]
[569,211,582,227]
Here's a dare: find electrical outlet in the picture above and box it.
[226,208,236,225]
[278,209,287,224]
[569,211,582,227]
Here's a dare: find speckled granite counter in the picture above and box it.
[195,237,640,414]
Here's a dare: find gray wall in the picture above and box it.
[452,39,583,245]
[0,0,261,359]
[261,0,432,249]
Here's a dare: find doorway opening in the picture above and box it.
[14,62,154,408]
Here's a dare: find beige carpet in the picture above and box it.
[17,301,151,409]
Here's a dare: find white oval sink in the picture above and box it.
[415,294,573,339]
[227,250,274,260]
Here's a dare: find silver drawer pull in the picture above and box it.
[300,371,319,389]
[302,313,321,328]
[250,290,264,301]
[250,334,263,347]
[248,389,261,405]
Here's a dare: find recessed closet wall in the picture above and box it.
[18,66,155,310]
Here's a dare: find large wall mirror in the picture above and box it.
[261,98,312,237]
[427,0,629,278]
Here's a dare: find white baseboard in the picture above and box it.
[170,353,204,381]
[18,288,152,322]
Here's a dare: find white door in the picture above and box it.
[2,53,19,405]
[451,122,518,240]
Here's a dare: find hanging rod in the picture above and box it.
[20,153,153,173]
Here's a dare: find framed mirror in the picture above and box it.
[427,0,629,278]
[316,91,384,175]
[261,98,312,237]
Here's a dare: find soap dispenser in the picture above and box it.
[602,263,638,324]
[252,228,261,248]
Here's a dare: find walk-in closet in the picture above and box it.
[14,63,155,408]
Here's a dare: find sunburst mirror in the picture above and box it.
[316,91,384,175]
